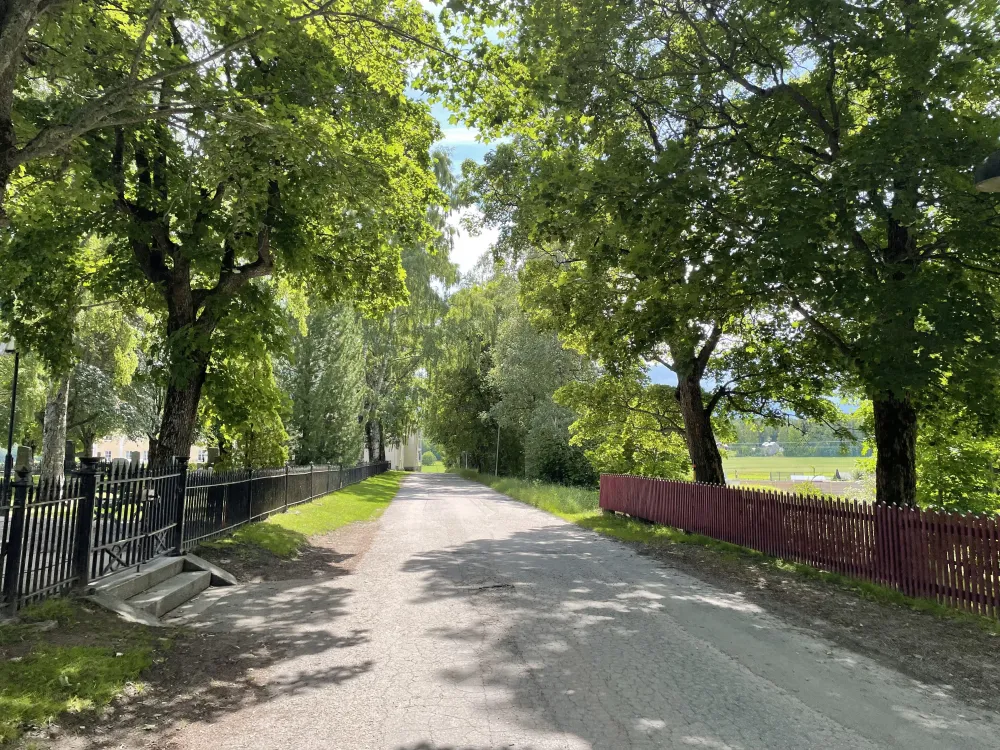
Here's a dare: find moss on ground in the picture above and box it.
[0,599,155,746]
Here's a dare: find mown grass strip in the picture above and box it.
[456,469,1000,635]
[204,470,405,558]
[0,599,155,746]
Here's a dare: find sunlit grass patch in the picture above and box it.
[203,471,405,558]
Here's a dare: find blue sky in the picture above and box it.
[426,100,500,274]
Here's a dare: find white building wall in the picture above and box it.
[373,430,422,471]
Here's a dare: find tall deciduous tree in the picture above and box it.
[439,0,1000,506]
[468,138,841,484]
[284,303,366,466]
[360,151,458,461]
[66,6,441,462]
[0,0,442,218]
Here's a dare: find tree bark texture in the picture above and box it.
[152,357,208,464]
[676,374,726,485]
[364,417,380,464]
[872,391,918,507]
[40,373,69,484]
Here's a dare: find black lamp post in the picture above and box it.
[2,338,19,495]
[974,149,1000,192]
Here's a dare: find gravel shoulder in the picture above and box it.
[631,533,1000,715]
[194,517,382,582]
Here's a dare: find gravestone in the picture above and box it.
[14,446,32,471]
[206,447,220,467]
[129,451,142,465]
[64,440,76,471]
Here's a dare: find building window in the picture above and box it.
[141,451,148,463]
[104,450,112,461]
[198,449,208,463]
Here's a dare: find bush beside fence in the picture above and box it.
[600,474,1000,620]
[1,459,388,611]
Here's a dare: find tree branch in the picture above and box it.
[694,324,722,378]
[788,297,855,361]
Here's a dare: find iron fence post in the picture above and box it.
[1,468,31,612]
[247,467,255,519]
[172,456,189,555]
[284,464,289,511]
[72,457,101,589]
[309,463,314,500]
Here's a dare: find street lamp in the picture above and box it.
[974,149,1000,192]
[1,338,19,495]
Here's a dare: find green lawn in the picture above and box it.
[421,461,447,473]
[723,456,859,477]
[204,470,405,558]
[0,599,154,745]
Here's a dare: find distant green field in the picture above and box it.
[723,456,859,478]
[422,461,447,473]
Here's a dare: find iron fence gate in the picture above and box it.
[1,458,389,611]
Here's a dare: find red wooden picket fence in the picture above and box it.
[599,474,1000,619]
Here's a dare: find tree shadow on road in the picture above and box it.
[51,549,375,749]
[399,512,993,750]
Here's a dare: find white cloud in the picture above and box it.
[438,126,484,146]
[448,207,499,274]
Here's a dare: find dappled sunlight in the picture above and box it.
[680,737,742,749]
[892,706,952,731]
[388,474,1000,749]
[669,593,765,614]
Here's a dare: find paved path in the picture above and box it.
[168,473,1000,749]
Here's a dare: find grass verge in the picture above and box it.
[457,469,1000,635]
[203,470,405,558]
[0,598,156,745]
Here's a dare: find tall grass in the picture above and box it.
[456,469,599,519]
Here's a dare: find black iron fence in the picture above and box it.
[0,458,388,611]
[181,462,385,549]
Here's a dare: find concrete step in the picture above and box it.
[127,570,211,618]
[92,556,184,601]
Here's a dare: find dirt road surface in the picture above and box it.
[87,473,1000,749]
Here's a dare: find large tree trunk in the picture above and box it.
[364,417,380,464]
[150,283,211,464]
[377,421,386,462]
[872,391,918,507]
[40,373,70,484]
[152,364,208,464]
[676,374,726,485]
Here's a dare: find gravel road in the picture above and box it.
[164,473,1000,749]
